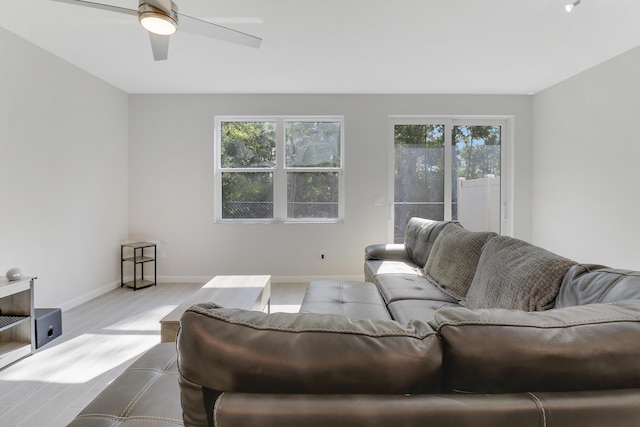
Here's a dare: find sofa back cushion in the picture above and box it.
[178,303,443,396]
[555,264,640,308]
[431,300,640,393]
[423,223,496,300]
[403,217,451,267]
[465,236,575,311]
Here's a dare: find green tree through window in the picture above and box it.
[216,117,344,222]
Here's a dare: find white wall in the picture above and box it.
[0,28,129,309]
[532,46,640,269]
[129,94,532,282]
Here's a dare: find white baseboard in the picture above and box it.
[58,280,120,312]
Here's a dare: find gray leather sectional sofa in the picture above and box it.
[70,217,640,426]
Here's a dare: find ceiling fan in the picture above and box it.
[51,0,262,60]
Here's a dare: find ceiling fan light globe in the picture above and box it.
[565,0,581,13]
[140,13,177,35]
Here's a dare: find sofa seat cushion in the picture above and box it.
[430,300,640,394]
[365,259,423,281]
[374,275,458,305]
[388,299,461,324]
[300,281,392,320]
[556,264,640,308]
[178,303,443,396]
[423,223,496,300]
[68,343,183,427]
[465,236,576,311]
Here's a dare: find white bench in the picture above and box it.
[160,275,271,343]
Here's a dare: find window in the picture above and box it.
[390,117,511,242]
[215,116,344,223]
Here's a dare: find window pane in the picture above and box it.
[221,121,276,168]
[222,172,273,219]
[285,121,341,167]
[394,124,445,242]
[287,172,339,219]
[452,125,501,233]
[394,204,444,243]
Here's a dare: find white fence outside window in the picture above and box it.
[456,174,500,234]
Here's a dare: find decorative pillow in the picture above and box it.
[465,236,576,311]
[423,223,496,300]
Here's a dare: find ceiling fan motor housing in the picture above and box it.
[138,0,179,35]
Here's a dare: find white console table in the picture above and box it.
[0,277,35,369]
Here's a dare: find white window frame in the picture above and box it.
[214,115,345,224]
[388,115,514,240]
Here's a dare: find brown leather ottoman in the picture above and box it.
[68,343,183,426]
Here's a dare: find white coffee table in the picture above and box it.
[160,275,271,343]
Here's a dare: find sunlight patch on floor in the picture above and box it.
[269,304,301,313]
[106,305,177,331]
[0,333,157,384]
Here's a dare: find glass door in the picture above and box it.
[390,117,509,243]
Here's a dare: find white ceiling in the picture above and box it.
[2,0,640,94]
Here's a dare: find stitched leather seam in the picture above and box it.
[596,274,626,303]
[120,372,163,418]
[527,392,547,427]
[212,321,433,337]
[437,316,640,329]
[128,367,177,374]
[213,392,225,426]
[599,268,640,278]
[190,307,435,338]
[213,322,433,337]
[74,414,183,424]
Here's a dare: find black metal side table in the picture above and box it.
[121,242,157,291]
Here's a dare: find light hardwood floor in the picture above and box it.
[0,281,307,426]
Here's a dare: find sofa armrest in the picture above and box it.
[177,303,443,426]
[177,303,441,395]
[365,243,409,261]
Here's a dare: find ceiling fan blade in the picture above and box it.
[178,13,262,49]
[149,32,170,61]
[50,0,137,16]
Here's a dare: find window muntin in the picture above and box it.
[215,116,344,223]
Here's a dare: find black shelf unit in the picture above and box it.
[121,242,157,291]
